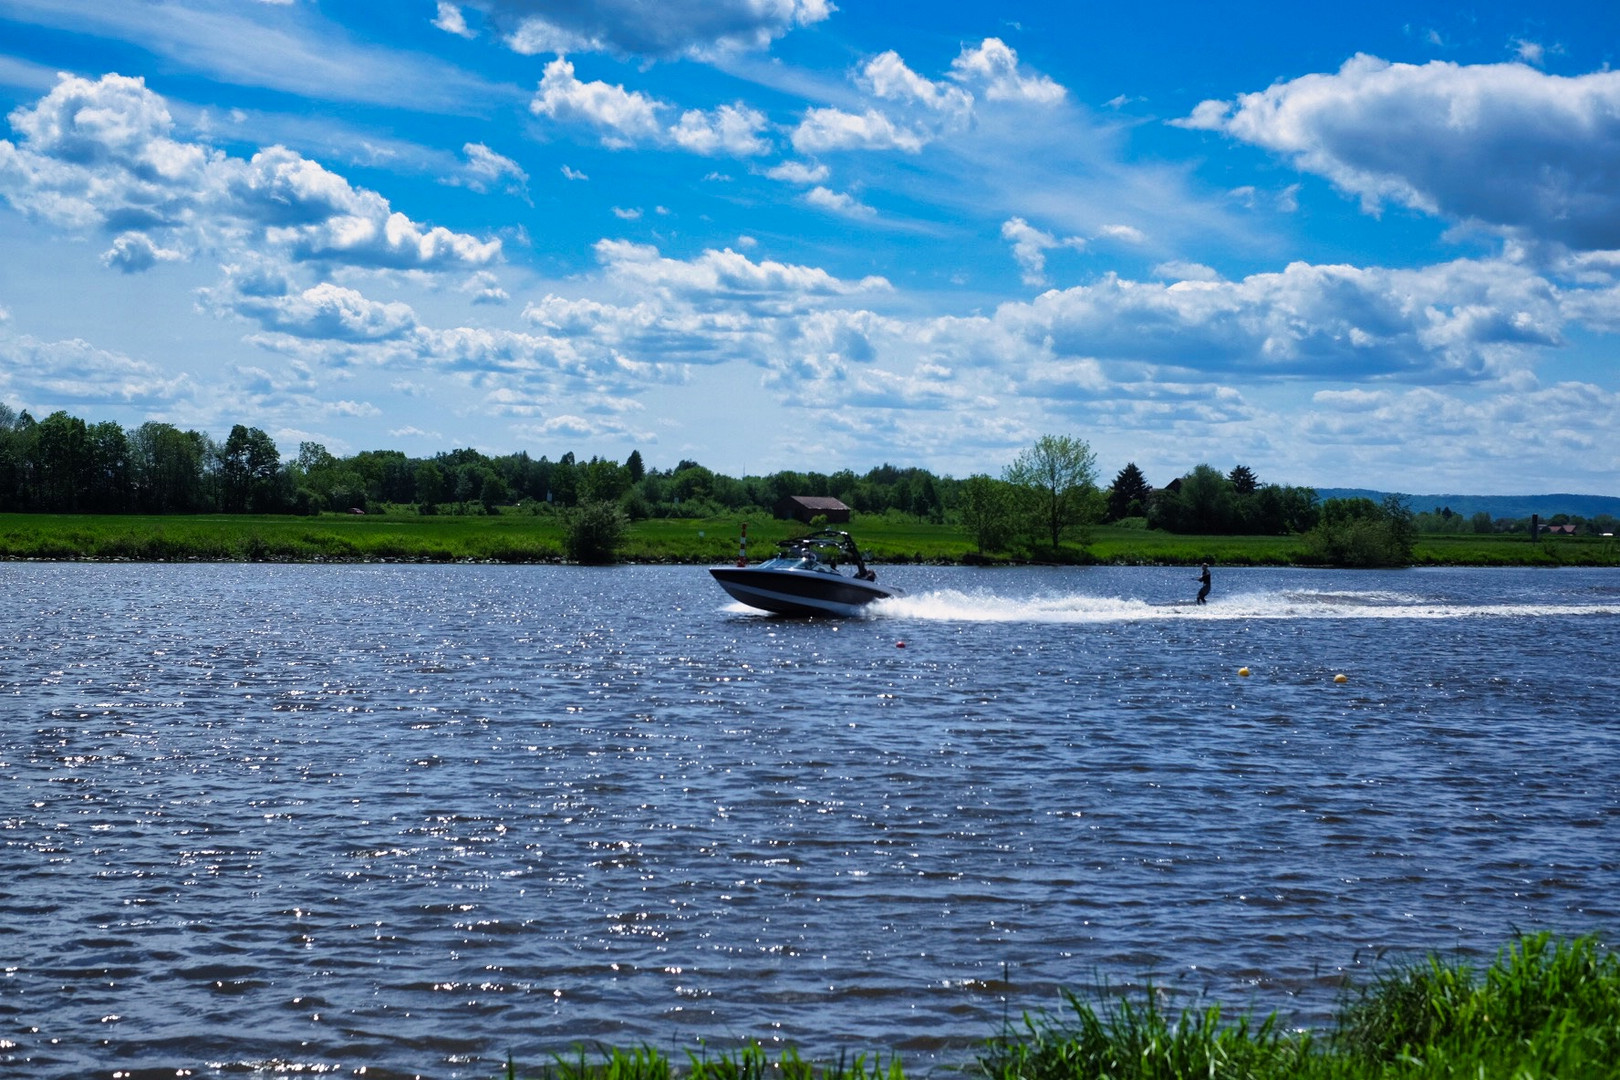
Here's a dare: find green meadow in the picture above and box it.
[510,934,1618,1080]
[0,510,1614,566]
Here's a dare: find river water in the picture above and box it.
[2,563,1617,1079]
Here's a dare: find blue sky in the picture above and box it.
[2,0,1618,493]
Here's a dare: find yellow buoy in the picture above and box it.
[1238,667,1250,677]
[1334,673,1348,683]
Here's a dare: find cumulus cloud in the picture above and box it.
[1180,55,1620,250]
[102,231,183,273]
[805,186,875,217]
[764,160,829,184]
[495,242,907,395]
[471,0,832,59]
[531,58,770,155]
[592,239,891,306]
[204,275,421,342]
[861,50,974,118]
[669,103,772,156]
[790,106,928,154]
[949,38,1066,104]
[453,142,529,196]
[998,257,1562,382]
[480,241,1588,452]
[0,332,191,408]
[789,38,1063,155]
[1297,380,1620,481]
[0,73,500,271]
[1000,217,1083,286]
[530,58,663,147]
[460,270,510,305]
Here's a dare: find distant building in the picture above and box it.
[773,495,851,523]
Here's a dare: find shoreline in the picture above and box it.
[500,934,1614,1080]
[0,511,1615,567]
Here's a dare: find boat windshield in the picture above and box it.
[749,530,874,579]
[758,553,834,572]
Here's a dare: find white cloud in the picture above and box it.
[949,38,1066,104]
[474,0,833,59]
[460,270,510,305]
[805,186,875,218]
[998,256,1563,382]
[531,58,771,156]
[790,107,927,154]
[530,58,664,148]
[611,206,642,219]
[860,51,973,118]
[433,3,475,38]
[0,73,500,271]
[789,38,1062,157]
[1097,224,1145,244]
[1295,381,1620,482]
[102,231,184,273]
[1181,55,1620,250]
[0,332,191,408]
[591,239,891,305]
[765,160,830,184]
[560,164,588,180]
[454,142,529,196]
[1152,261,1222,282]
[669,103,771,156]
[203,272,420,342]
[1512,38,1546,66]
[1000,217,1083,286]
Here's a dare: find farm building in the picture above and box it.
[772,495,852,523]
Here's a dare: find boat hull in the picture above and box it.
[709,566,901,617]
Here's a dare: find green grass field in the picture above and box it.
[0,510,1613,566]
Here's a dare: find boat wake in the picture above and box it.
[867,587,1620,623]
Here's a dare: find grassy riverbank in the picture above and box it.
[0,511,1616,566]
[510,934,1618,1079]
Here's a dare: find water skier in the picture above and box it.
[1195,563,1211,605]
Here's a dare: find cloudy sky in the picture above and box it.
[2,0,1618,493]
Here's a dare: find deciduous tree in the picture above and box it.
[1003,434,1100,552]
[960,473,1016,555]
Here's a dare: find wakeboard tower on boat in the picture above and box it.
[710,528,903,617]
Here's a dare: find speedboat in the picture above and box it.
[710,529,903,617]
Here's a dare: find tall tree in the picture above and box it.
[86,421,131,512]
[218,424,282,513]
[130,421,206,513]
[31,411,92,511]
[1106,462,1152,521]
[1179,464,1236,533]
[1003,434,1100,552]
[1228,464,1258,495]
[959,473,1015,555]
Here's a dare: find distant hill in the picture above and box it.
[1316,489,1620,520]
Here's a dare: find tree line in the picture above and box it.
[1,403,1427,564]
[955,435,1415,567]
[0,403,949,520]
[1412,505,1619,537]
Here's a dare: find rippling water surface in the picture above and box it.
[2,563,1617,1078]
